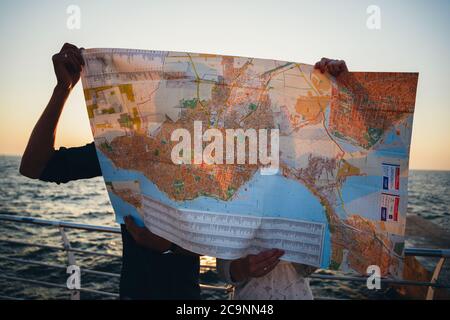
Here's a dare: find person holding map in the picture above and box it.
[217,58,349,300]
[19,43,201,300]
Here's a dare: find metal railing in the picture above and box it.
[0,214,448,300]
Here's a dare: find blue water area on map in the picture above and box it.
[96,150,331,267]
[336,175,381,220]
[340,176,380,200]
[373,135,408,158]
[336,174,408,221]
[331,115,412,221]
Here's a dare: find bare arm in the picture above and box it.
[20,43,84,179]
[19,85,70,178]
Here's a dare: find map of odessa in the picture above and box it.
[81,48,418,277]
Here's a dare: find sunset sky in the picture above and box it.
[0,0,449,170]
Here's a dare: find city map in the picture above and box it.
[81,48,418,277]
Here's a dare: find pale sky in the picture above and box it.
[0,0,449,170]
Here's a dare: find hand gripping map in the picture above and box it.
[80,48,418,277]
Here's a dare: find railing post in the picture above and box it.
[59,226,80,300]
[426,257,446,300]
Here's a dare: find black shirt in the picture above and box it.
[40,142,101,184]
[39,142,200,299]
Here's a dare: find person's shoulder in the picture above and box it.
[74,141,96,153]
[55,141,95,152]
[54,141,98,164]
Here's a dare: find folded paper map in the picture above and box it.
[80,48,418,277]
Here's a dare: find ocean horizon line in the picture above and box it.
[1,153,449,172]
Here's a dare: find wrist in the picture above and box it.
[54,83,72,95]
[230,258,249,282]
